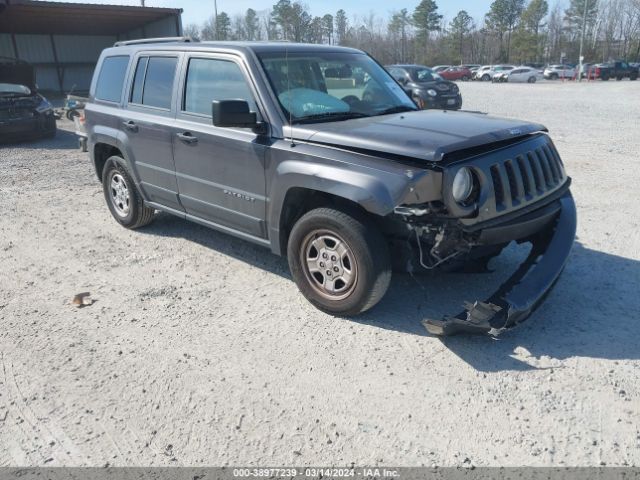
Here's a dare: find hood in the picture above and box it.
[291,110,547,163]
[0,61,37,93]
[410,79,453,89]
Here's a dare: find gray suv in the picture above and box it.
[85,38,576,335]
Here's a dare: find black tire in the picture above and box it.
[412,94,425,109]
[65,109,80,121]
[528,76,537,83]
[481,74,491,81]
[601,74,610,81]
[630,74,638,81]
[461,75,469,81]
[551,73,559,80]
[287,207,391,316]
[616,75,623,81]
[102,157,155,229]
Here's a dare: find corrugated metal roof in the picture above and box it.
[0,0,182,35]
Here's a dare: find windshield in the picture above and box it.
[257,52,417,124]
[0,83,31,96]
[410,68,440,82]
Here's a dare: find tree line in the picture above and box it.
[183,0,640,65]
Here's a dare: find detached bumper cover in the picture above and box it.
[423,193,577,336]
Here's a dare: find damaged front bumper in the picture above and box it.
[423,192,577,336]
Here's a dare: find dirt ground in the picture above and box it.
[0,80,639,467]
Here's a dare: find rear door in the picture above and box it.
[171,53,268,238]
[121,52,183,212]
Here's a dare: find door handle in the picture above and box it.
[177,132,198,144]
[122,120,138,132]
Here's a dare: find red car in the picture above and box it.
[438,66,473,81]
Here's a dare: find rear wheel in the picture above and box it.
[481,74,491,81]
[616,75,623,81]
[551,73,559,80]
[461,75,469,81]
[287,207,391,316]
[102,157,155,229]
[528,76,537,83]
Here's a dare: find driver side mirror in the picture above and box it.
[212,100,257,128]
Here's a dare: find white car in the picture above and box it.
[478,65,515,82]
[543,65,575,80]
[498,67,543,83]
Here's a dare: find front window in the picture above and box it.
[257,51,416,124]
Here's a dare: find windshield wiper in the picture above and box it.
[375,105,418,116]
[293,111,370,124]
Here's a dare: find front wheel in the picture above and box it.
[528,76,537,83]
[481,74,491,81]
[102,157,155,229]
[287,207,391,316]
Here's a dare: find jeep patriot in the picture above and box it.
[85,38,576,335]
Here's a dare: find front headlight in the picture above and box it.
[452,167,474,204]
[426,89,437,97]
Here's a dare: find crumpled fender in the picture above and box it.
[267,156,414,254]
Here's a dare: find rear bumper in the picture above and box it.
[423,192,577,336]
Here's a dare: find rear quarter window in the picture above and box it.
[95,55,130,103]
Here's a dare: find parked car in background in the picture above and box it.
[86,39,575,335]
[480,65,515,82]
[496,66,542,83]
[0,57,56,142]
[386,64,462,110]
[461,64,481,71]
[431,65,449,73]
[472,65,492,80]
[438,66,473,81]
[474,65,516,81]
[543,65,575,80]
[524,62,545,71]
[595,61,639,81]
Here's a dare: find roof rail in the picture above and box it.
[114,37,198,47]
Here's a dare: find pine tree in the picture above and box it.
[449,10,473,63]
[335,9,348,45]
[485,0,525,61]
[244,8,260,41]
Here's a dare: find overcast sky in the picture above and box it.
[47,1,494,26]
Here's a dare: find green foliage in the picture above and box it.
[521,0,548,33]
[335,9,348,45]
[244,8,260,41]
[564,0,599,34]
[448,10,473,63]
[413,0,442,41]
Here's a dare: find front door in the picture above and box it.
[172,54,267,239]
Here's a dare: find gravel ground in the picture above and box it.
[0,80,639,467]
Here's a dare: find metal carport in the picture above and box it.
[0,0,183,94]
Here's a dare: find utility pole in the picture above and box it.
[578,0,589,82]
[214,0,219,41]
[140,0,145,6]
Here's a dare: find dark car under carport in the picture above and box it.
[0,57,56,142]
